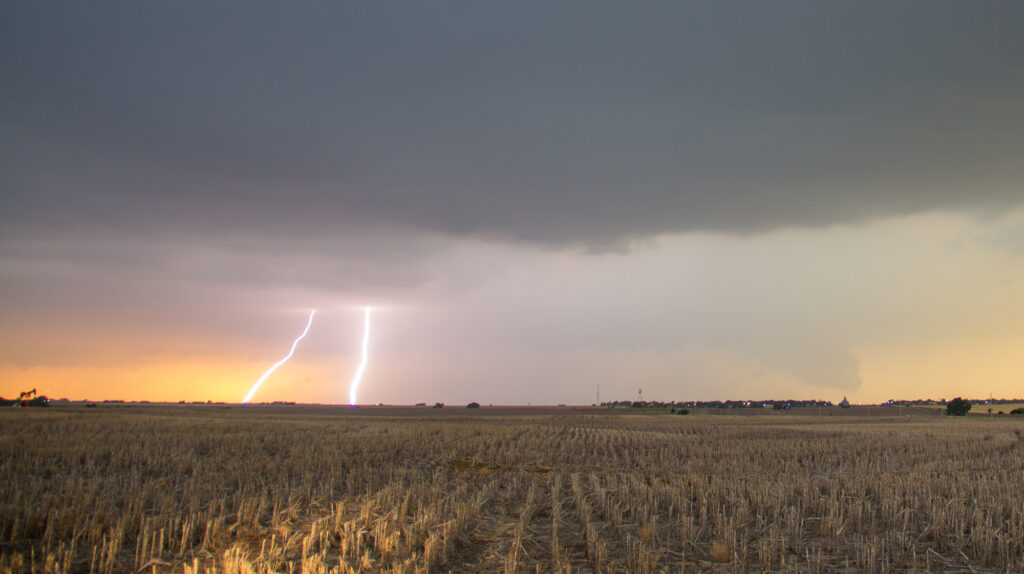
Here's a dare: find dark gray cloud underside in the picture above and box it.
[3,2,1024,247]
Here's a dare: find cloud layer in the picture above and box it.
[4,2,1024,249]
[3,3,1024,403]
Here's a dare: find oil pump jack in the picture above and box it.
[14,388,47,407]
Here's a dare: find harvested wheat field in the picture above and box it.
[1,405,1022,573]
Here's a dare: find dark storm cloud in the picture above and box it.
[3,2,1024,248]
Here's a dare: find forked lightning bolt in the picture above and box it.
[348,307,371,406]
[242,310,315,404]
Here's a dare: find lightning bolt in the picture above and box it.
[242,310,316,404]
[348,306,371,406]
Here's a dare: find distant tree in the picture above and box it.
[1010,407,1024,415]
[945,397,971,416]
[433,402,445,409]
[466,402,480,409]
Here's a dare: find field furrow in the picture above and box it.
[1,406,1023,573]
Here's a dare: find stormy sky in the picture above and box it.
[3,2,1024,404]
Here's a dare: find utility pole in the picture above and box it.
[638,387,643,404]
[596,384,600,407]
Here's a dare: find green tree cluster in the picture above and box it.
[945,397,971,416]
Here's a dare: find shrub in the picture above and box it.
[432,402,445,409]
[945,397,971,416]
[466,402,480,409]
[675,408,689,415]
[1010,407,1024,415]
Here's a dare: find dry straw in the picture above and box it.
[1,407,1022,572]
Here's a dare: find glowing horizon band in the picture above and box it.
[242,310,316,404]
[348,307,371,406]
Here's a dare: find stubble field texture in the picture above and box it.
[1,405,1022,573]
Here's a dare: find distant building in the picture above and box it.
[839,396,851,408]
